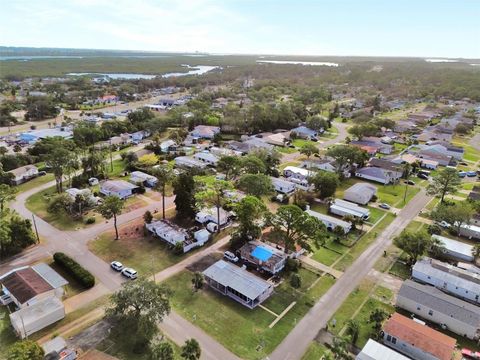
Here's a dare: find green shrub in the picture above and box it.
[290,273,302,288]
[85,217,96,224]
[53,252,95,288]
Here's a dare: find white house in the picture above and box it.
[271,177,296,195]
[160,139,176,152]
[193,151,219,166]
[174,156,207,169]
[431,234,474,262]
[382,313,457,360]
[100,180,138,199]
[459,223,480,240]
[330,199,370,220]
[301,158,351,178]
[412,257,480,304]
[130,171,158,187]
[343,182,377,205]
[305,208,352,233]
[195,207,232,226]
[396,280,480,340]
[356,339,409,360]
[355,167,401,184]
[190,125,220,139]
[8,165,38,185]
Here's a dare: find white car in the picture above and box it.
[121,268,138,279]
[110,261,124,271]
[224,251,239,263]
[437,220,451,229]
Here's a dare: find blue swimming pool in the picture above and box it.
[251,246,273,261]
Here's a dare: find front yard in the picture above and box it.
[0,307,17,359]
[163,267,335,360]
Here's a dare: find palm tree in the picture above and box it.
[330,336,350,360]
[152,165,174,219]
[345,319,360,345]
[402,162,412,203]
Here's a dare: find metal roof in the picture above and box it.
[398,280,480,327]
[203,260,272,300]
[431,235,474,258]
[305,209,352,229]
[357,339,409,360]
[32,263,68,289]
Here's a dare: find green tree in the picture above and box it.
[173,171,196,219]
[310,171,339,199]
[269,205,326,253]
[427,167,461,203]
[107,278,171,353]
[290,273,301,288]
[196,180,233,234]
[47,193,74,214]
[369,308,388,333]
[0,183,16,215]
[236,173,273,197]
[217,156,241,180]
[45,148,75,193]
[241,155,266,174]
[98,195,125,240]
[306,115,328,132]
[431,202,474,235]
[7,340,44,360]
[472,243,480,259]
[191,272,204,291]
[345,319,360,344]
[231,196,268,247]
[393,230,431,265]
[150,342,174,360]
[144,210,153,224]
[0,219,12,259]
[9,215,37,250]
[299,143,319,159]
[181,339,201,360]
[326,145,368,177]
[152,165,174,219]
[330,337,350,360]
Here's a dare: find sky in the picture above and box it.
[1,0,479,58]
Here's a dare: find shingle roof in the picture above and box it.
[398,280,480,327]
[0,268,53,304]
[203,260,271,300]
[383,313,456,360]
[7,165,38,177]
[101,180,138,192]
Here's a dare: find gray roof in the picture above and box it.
[31,263,68,289]
[203,260,271,300]
[413,258,480,294]
[432,235,474,258]
[356,167,389,180]
[357,339,409,360]
[101,180,138,192]
[399,280,480,327]
[345,182,377,196]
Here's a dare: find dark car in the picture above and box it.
[404,180,415,185]
[417,173,428,180]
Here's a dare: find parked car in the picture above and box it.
[38,171,47,176]
[417,173,428,180]
[460,161,469,166]
[223,251,239,263]
[404,180,415,185]
[121,268,138,279]
[110,261,124,271]
[437,220,451,229]
[466,171,477,177]
[458,171,467,178]
[461,348,480,360]
[379,203,391,210]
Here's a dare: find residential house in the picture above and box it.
[343,182,377,205]
[431,235,475,262]
[283,166,315,188]
[301,158,351,178]
[130,171,158,187]
[193,151,219,166]
[160,139,176,153]
[422,143,464,160]
[174,156,208,169]
[19,128,73,144]
[290,126,321,140]
[100,180,138,199]
[8,165,38,185]
[203,260,274,309]
[412,257,480,304]
[330,199,370,220]
[130,130,149,144]
[305,208,352,233]
[350,139,393,155]
[421,159,439,170]
[416,150,452,167]
[258,132,289,147]
[239,241,287,275]
[468,186,480,202]
[209,146,242,158]
[271,177,296,195]
[355,167,401,185]
[459,223,480,241]
[382,312,457,360]
[195,207,233,227]
[190,125,220,139]
[396,280,480,340]
[356,339,409,360]
[65,188,99,204]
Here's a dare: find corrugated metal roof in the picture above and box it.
[398,280,480,327]
[32,263,68,289]
[357,339,409,360]
[203,260,271,300]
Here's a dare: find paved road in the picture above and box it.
[469,133,480,152]
[270,189,432,360]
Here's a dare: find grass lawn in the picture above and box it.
[320,126,339,139]
[333,213,395,271]
[279,161,301,170]
[15,173,54,193]
[0,307,17,359]
[311,246,343,266]
[26,186,102,231]
[389,260,411,280]
[163,269,335,360]
[452,143,480,162]
[89,231,184,275]
[301,342,330,360]
[373,286,394,303]
[48,260,88,298]
[107,159,128,177]
[292,139,316,148]
[366,206,386,225]
[277,146,297,154]
[377,184,420,208]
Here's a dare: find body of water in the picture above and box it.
[424,58,458,63]
[66,65,219,80]
[256,60,339,67]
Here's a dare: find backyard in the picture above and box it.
[163,267,335,360]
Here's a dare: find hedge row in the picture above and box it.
[53,252,95,288]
